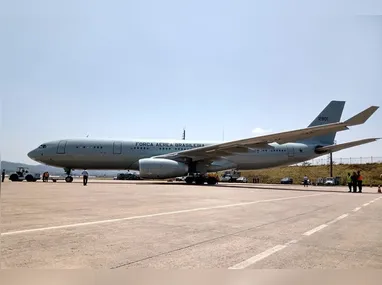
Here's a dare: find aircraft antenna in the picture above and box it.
[182,128,186,140]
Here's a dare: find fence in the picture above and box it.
[295,156,382,166]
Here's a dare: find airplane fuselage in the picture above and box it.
[28,139,323,172]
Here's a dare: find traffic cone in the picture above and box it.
[378,185,381,193]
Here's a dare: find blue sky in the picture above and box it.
[1,1,382,164]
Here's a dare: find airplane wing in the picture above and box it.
[315,138,380,154]
[153,106,379,162]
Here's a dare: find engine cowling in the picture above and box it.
[139,158,188,179]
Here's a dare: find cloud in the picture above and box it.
[252,127,273,135]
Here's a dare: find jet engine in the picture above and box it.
[139,158,188,179]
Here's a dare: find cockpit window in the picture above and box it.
[39,144,47,149]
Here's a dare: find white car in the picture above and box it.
[236,177,248,183]
[324,178,335,186]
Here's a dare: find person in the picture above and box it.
[357,170,363,193]
[346,172,352,192]
[43,171,48,182]
[303,175,308,187]
[82,169,89,186]
[351,171,358,193]
[2,169,5,182]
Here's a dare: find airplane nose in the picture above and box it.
[27,149,37,160]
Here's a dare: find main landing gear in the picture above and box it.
[184,173,218,185]
[64,167,73,183]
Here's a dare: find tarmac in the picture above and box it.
[1,179,382,269]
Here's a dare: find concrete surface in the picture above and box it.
[1,179,382,269]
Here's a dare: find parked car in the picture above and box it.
[236,177,248,183]
[280,177,293,184]
[322,177,341,186]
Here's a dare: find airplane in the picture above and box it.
[27,101,380,185]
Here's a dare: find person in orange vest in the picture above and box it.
[351,171,358,193]
[357,170,363,193]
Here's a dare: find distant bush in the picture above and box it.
[241,163,382,186]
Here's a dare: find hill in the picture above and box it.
[241,163,382,186]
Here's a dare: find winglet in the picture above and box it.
[344,106,379,126]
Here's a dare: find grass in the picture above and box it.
[240,163,382,186]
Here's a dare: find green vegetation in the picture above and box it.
[240,163,382,186]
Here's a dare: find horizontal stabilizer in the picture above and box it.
[315,138,380,154]
[344,106,379,126]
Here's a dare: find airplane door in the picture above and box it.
[113,142,122,154]
[287,146,294,157]
[57,140,67,154]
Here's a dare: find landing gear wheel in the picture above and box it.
[65,176,73,183]
[195,178,205,185]
[185,177,194,184]
[207,177,218,185]
[64,167,73,183]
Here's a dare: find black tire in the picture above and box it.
[25,175,34,182]
[10,174,20,182]
[207,177,217,185]
[65,176,73,183]
[195,178,205,185]
[185,177,193,184]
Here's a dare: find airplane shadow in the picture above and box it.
[57,180,380,195]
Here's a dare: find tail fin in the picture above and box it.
[303,100,346,145]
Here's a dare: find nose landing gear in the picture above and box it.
[64,167,73,183]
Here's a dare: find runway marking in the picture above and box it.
[302,224,328,236]
[228,245,287,269]
[363,203,370,207]
[229,197,380,269]
[285,239,299,245]
[1,193,327,236]
[327,214,349,225]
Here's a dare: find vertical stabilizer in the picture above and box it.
[302,100,345,145]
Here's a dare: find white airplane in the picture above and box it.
[28,101,379,185]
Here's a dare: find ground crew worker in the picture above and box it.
[82,170,89,186]
[45,172,50,182]
[351,171,358,193]
[357,170,363,193]
[346,173,352,192]
[2,169,5,182]
[303,175,308,187]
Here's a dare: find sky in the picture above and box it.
[1,0,382,164]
